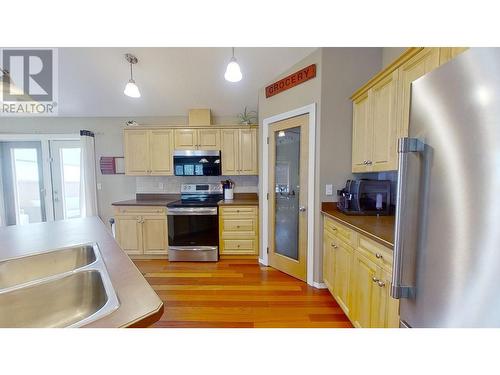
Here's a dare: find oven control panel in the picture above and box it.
[180,183,223,194]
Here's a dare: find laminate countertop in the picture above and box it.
[112,194,180,207]
[321,202,395,249]
[0,217,163,328]
[218,193,259,206]
[112,193,259,207]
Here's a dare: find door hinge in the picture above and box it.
[266,192,269,200]
[266,137,269,145]
[48,157,54,163]
[266,247,269,254]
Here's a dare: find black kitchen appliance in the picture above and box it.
[167,183,223,261]
[173,150,221,176]
[337,179,391,215]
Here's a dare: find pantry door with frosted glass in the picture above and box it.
[268,114,309,281]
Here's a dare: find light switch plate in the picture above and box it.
[96,183,102,190]
[325,184,333,196]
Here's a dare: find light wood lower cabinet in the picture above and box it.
[114,206,168,257]
[323,216,399,328]
[219,205,259,255]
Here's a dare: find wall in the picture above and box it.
[382,47,407,68]
[0,115,246,226]
[136,175,258,194]
[258,47,383,284]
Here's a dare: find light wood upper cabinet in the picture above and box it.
[174,129,221,150]
[174,129,198,149]
[221,129,239,175]
[239,129,258,175]
[397,48,440,138]
[371,70,399,171]
[221,128,258,175]
[350,47,472,173]
[198,129,220,150]
[149,129,174,175]
[352,92,372,172]
[125,129,173,175]
[124,130,149,175]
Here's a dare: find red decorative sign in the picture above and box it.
[265,64,317,98]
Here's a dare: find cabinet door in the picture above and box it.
[398,48,440,138]
[332,239,353,317]
[370,70,399,171]
[351,92,372,172]
[377,268,400,328]
[124,130,150,175]
[198,129,221,150]
[239,128,258,175]
[142,216,168,255]
[322,230,335,292]
[174,129,198,149]
[221,129,239,175]
[149,129,173,175]
[351,251,380,328]
[115,215,143,255]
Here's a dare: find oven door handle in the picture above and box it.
[167,207,218,215]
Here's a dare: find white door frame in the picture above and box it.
[260,103,316,287]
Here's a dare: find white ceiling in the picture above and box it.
[56,47,316,117]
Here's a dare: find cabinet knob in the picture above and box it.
[375,253,383,259]
[377,280,386,288]
[332,244,338,249]
[366,160,372,165]
[332,227,337,231]
[372,277,379,283]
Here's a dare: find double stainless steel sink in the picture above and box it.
[0,243,120,328]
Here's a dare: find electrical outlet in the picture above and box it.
[158,182,164,190]
[325,184,333,196]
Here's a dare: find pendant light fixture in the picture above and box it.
[124,53,141,98]
[224,47,242,82]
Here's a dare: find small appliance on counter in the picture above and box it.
[221,179,234,200]
[337,179,391,215]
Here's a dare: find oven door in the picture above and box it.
[167,207,219,261]
[173,150,221,176]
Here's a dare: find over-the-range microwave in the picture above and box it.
[173,150,221,176]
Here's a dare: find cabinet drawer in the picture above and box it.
[324,217,354,246]
[357,236,393,271]
[220,206,257,217]
[221,218,256,233]
[221,239,257,255]
[114,206,166,216]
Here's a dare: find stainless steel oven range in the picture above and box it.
[166,183,223,261]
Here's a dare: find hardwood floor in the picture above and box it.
[133,258,353,328]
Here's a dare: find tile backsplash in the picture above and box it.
[136,175,259,194]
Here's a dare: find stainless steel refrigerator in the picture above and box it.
[392,48,500,327]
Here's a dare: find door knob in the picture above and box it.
[299,206,306,212]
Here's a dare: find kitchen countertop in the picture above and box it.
[321,202,395,248]
[218,193,259,206]
[112,193,180,207]
[0,217,163,327]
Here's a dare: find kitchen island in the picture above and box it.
[0,216,163,328]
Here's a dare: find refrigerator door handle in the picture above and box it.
[391,137,424,299]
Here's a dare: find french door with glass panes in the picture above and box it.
[0,139,82,226]
[268,114,309,281]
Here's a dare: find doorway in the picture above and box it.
[268,114,309,281]
[0,137,82,226]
